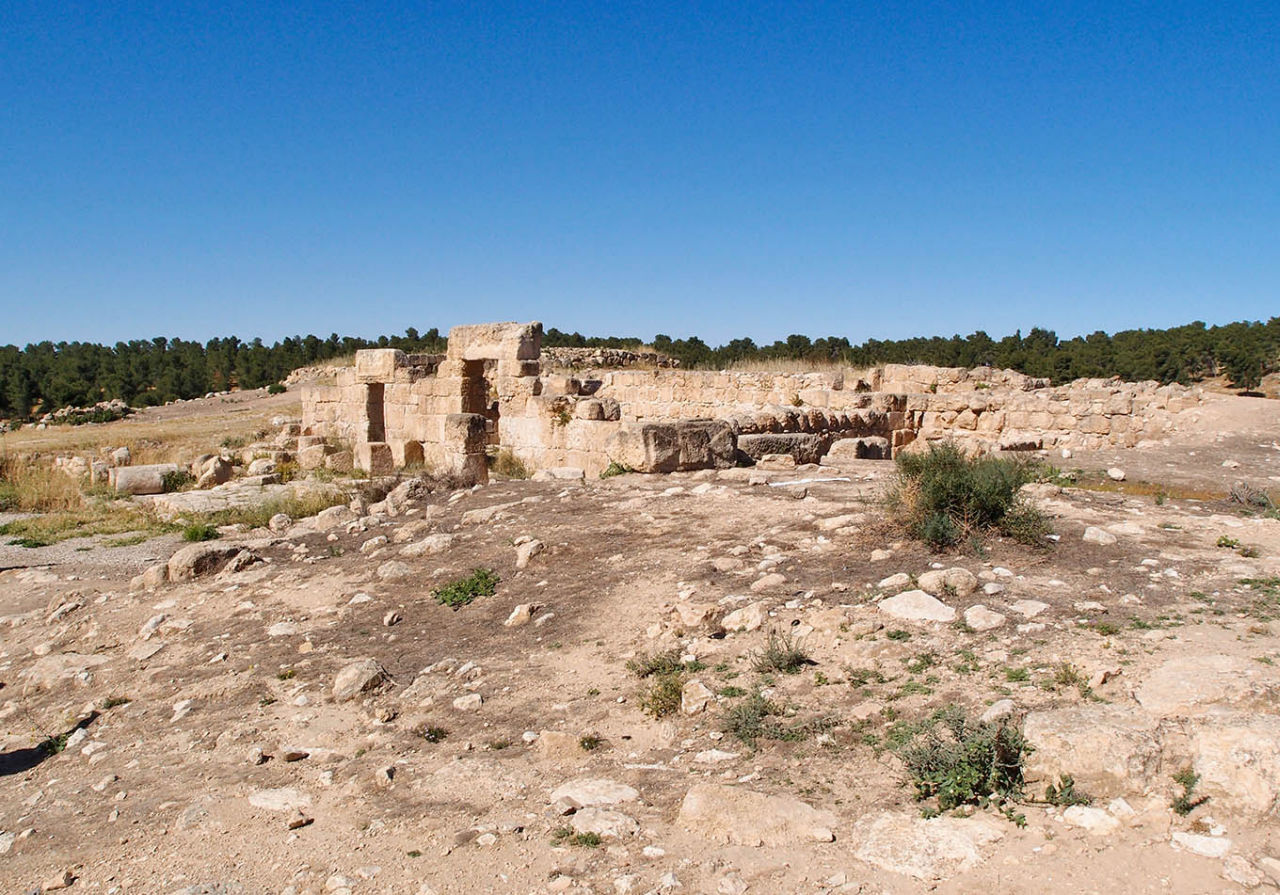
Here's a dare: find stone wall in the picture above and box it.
[299,324,1202,479]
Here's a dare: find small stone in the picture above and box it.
[382,610,401,627]
[287,811,313,830]
[42,870,75,890]
[877,572,911,591]
[681,679,714,715]
[1063,805,1120,836]
[452,693,483,711]
[1171,831,1231,858]
[750,572,787,592]
[1107,468,1126,481]
[332,659,390,702]
[504,604,537,627]
[963,605,1007,631]
[878,589,956,623]
[1083,526,1118,546]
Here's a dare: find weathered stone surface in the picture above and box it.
[1187,709,1280,816]
[737,433,827,465]
[852,812,1005,880]
[606,420,737,473]
[1083,526,1118,545]
[825,436,891,462]
[677,784,836,846]
[917,567,978,598]
[401,534,456,557]
[877,590,956,623]
[168,543,244,582]
[721,601,766,632]
[549,779,639,809]
[332,659,389,702]
[963,605,1006,631]
[111,464,183,495]
[1022,704,1162,799]
[1134,654,1278,717]
[569,807,639,839]
[680,679,714,715]
[248,787,311,812]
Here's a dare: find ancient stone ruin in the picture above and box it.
[300,321,1201,480]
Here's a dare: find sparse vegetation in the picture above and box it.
[182,522,220,542]
[433,568,499,609]
[600,461,634,478]
[890,705,1029,813]
[419,725,449,743]
[886,442,1049,550]
[579,734,604,751]
[1044,774,1093,807]
[1170,767,1208,816]
[491,449,531,479]
[751,630,813,674]
[552,828,602,848]
[639,673,684,718]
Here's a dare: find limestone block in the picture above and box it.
[110,464,184,495]
[606,420,736,473]
[355,349,405,383]
[355,442,394,476]
[391,440,425,468]
[297,444,329,470]
[826,436,891,462]
[738,433,828,465]
[325,450,354,473]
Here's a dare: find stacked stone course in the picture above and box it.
[300,321,1200,480]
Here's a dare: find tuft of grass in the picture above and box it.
[751,630,814,675]
[721,691,835,746]
[490,449,531,479]
[626,649,687,678]
[1171,767,1208,816]
[0,456,86,512]
[578,734,604,751]
[191,488,349,530]
[891,705,1029,813]
[886,629,912,642]
[101,696,131,709]
[432,568,499,609]
[886,441,1050,550]
[1216,535,1241,549]
[639,673,684,718]
[182,522,220,542]
[552,828,602,848]
[161,469,194,493]
[599,461,634,479]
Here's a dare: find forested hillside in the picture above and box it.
[1,318,1276,420]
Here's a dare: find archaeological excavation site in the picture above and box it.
[1,321,1278,895]
[298,321,1201,481]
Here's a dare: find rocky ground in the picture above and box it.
[2,394,1280,895]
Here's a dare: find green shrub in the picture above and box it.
[1171,767,1207,815]
[182,522,220,542]
[1045,774,1092,807]
[433,568,499,609]
[600,461,633,479]
[266,383,288,395]
[891,705,1029,812]
[887,442,1049,549]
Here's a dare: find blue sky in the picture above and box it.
[1,1,1276,347]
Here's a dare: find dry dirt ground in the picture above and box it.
[2,394,1280,894]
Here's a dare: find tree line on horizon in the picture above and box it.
[0,318,1275,421]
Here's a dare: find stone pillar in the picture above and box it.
[443,413,489,485]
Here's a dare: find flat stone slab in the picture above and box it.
[878,589,956,622]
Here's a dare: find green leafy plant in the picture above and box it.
[1216,535,1241,549]
[599,461,634,479]
[266,382,287,395]
[1045,774,1092,807]
[433,568,499,609]
[1171,767,1207,816]
[891,705,1030,813]
[161,469,194,493]
[639,673,684,718]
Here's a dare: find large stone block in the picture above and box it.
[355,349,405,383]
[447,321,542,362]
[606,420,736,473]
[110,464,184,495]
[355,442,394,475]
[737,432,828,465]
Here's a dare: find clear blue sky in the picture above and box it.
[2,1,1276,347]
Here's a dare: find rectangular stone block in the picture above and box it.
[355,442,395,475]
